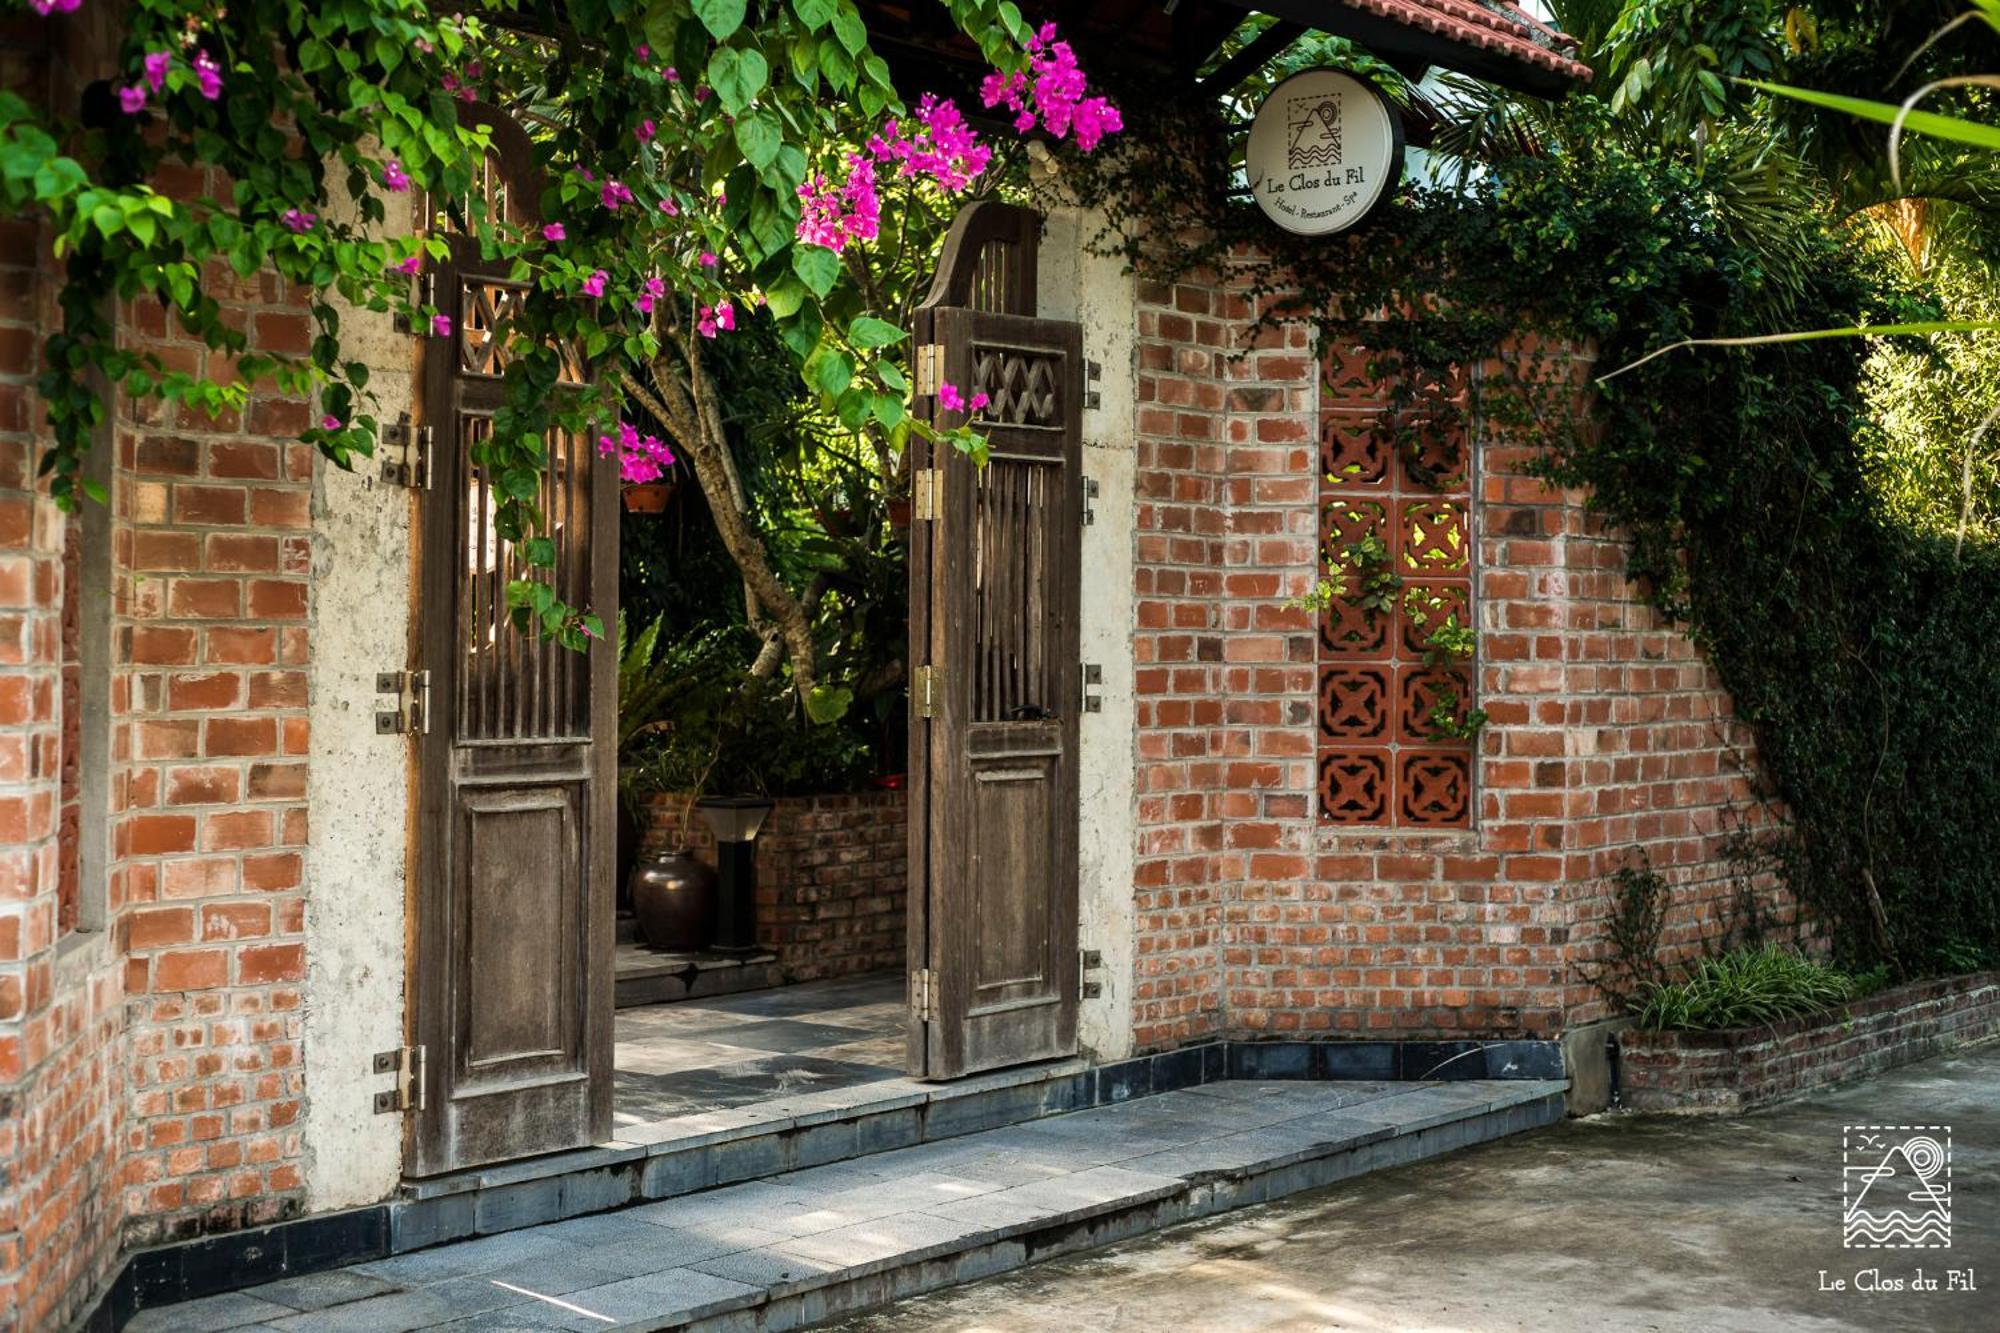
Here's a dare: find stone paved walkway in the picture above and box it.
[614,974,905,1126]
[130,1077,1563,1332]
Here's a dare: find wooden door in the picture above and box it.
[408,107,614,1175]
[909,204,1084,1079]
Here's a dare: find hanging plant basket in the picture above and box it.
[622,482,676,513]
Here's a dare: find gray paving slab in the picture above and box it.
[135,1078,1561,1332]
[128,1290,301,1331]
[243,1271,403,1312]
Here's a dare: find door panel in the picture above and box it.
[410,104,613,1175]
[910,266,1084,1079]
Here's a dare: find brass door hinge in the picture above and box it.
[372,1044,426,1113]
[912,468,941,521]
[913,664,938,719]
[911,968,938,1023]
[915,344,946,398]
[375,670,431,735]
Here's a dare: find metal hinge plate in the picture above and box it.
[913,664,937,719]
[1083,358,1103,411]
[1080,949,1104,999]
[911,968,938,1023]
[915,344,946,399]
[375,670,431,735]
[380,415,434,489]
[912,468,941,521]
[372,1044,426,1113]
[1082,476,1099,526]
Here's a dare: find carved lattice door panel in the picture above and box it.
[409,106,614,1176]
[1316,343,1476,828]
[908,202,1083,1080]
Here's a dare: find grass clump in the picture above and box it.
[1630,946,1887,1032]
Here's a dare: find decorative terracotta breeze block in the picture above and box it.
[1315,343,1474,829]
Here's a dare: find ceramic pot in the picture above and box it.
[622,482,676,513]
[629,849,716,952]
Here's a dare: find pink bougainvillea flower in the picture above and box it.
[979,23,1121,153]
[657,198,679,217]
[596,421,676,484]
[636,43,650,61]
[29,0,81,16]
[281,208,317,233]
[868,96,991,195]
[431,313,453,337]
[143,51,170,93]
[581,269,608,298]
[694,85,710,102]
[970,391,991,412]
[118,85,147,115]
[600,179,634,210]
[194,48,223,100]
[578,167,595,182]
[696,305,721,339]
[541,222,566,242]
[320,414,343,431]
[465,60,484,80]
[664,66,680,83]
[635,120,656,144]
[937,382,965,412]
[390,255,422,276]
[381,159,411,192]
[795,154,879,253]
[716,300,735,332]
[635,276,666,316]
[698,251,717,269]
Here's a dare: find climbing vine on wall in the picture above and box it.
[1065,88,1997,974]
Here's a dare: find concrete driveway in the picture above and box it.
[822,1042,1999,1332]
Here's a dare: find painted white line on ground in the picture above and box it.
[489,1279,618,1322]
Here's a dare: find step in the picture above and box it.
[130,1078,1565,1332]
[613,940,784,1008]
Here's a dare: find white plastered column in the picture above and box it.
[301,188,416,1209]
[1037,204,1138,1061]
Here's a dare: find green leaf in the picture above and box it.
[847,315,905,348]
[870,393,904,428]
[793,244,841,298]
[832,5,867,55]
[1741,78,2000,153]
[792,0,837,31]
[764,277,808,318]
[734,110,782,169]
[804,684,852,724]
[708,47,769,114]
[809,345,853,396]
[692,0,747,40]
[877,361,907,392]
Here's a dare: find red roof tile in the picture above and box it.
[1334,0,1595,85]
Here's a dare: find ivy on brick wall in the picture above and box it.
[1067,91,1998,977]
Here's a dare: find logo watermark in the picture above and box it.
[1844,1125,1951,1249]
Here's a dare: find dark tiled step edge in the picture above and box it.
[71,1039,1563,1332]
[612,1084,1567,1332]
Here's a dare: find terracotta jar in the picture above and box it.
[628,849,716,953]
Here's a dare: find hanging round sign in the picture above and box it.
[1245,67,1405,236]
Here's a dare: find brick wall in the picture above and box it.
[0,15,320,1320]
[1128,260,1794,1049]
[1618,973,2000,1112]
[112,196,316,1246]
[639,790,907,983]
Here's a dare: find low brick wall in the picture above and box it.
[1617,972,2000,1112]
[638,789,907,983]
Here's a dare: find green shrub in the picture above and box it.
[1630,946,1876,1031]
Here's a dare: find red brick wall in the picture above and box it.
[1619,973,2000,1111]
[640,790,907,982]
[0,16,319,1321]
[112,191,316,1247]
[0,15,135,1328]
[1129,262,1794,1049]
